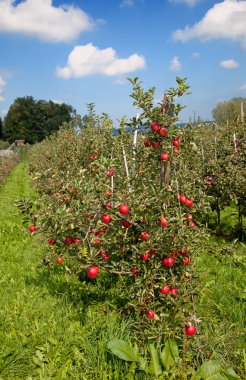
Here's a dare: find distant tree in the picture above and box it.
[3,97,77,143]
[212,97,246,125]
[0,117,3,139]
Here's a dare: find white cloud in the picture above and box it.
[220,59,239,69]
[239,82,246,91]
[0,75,6,102]
[56,43,146,79]
[172,0,246,48]
[169,56,181,71]
[0,0,95,43]
[169,0,197,6]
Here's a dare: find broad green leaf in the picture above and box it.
[221,368,241,380]
[138,356,148,372]
[192,360,227,380]
[160,339,179,369]
[107,339,139,362]
[148,343,162,376]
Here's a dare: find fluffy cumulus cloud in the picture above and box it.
[0,0,94,42]
[56,43,146,79]
[0,75,6,102]
[169,56,181,71]
[220,59,239,69]
[172,0,246,48]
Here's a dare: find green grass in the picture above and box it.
[195,235,246,374]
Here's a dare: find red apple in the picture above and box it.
[160,284,170,295]
[146,310,155,319]
[170,287,178,298]
[122,219,131,228]
[119,204,129,215]
[87,266,99,279]
[141,231,149,241]
[173,139,180,147]
[163,257,174,267]
[101,213,112,224]
[160,217,168,227]
[150,122,159,132]
[185,324,196,336]
[144,139,152,147]
[29,225,37,233]
[56,257,63,264]
[179,195,186,204]
[160,152,169,161]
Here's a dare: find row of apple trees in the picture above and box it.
[184,119,245,239]
[27,78,213,353]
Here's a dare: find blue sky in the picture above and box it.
[0,0,245,124]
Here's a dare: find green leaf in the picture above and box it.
[192,360,227,380]
[160,339,179,369]
[148,343,162,376]
[221,368,241,380]
[107,339,139,362]
[138,356,148,372]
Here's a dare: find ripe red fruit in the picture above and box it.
[92,239,101,246]
[183,257,190,266]
[145,310,155,319]
[141,252,150,261]
[131,267,138,276]
[48,239,56,245]
[170,287,178,298]
[119,204,129,215]
[105,202,112,208]
[93,149,99,155]
[74,238,81,244]
[160,284,170,295]
[185,324,196,336]
[87,266,99,279]
[65,236,74,245]
[122,219,131,228]
[150,122,159,132]
[101,213,112,224]
[141,231,149,241]
[160,217,168,227]
[173,148,180,156]
[173,139,180,147]
[186,199,193,207]
[107,168,115,177]
[144,139,152,147]
[179,195,187,204]
[185,214,193,222]
[152,141,160,149]
[163,257,174,267]
[189,222,196,228]
[56,257,63,264]
[89,156,96,161]
[160,152,169,161]
[29,225,37,233]
[105,191,111,197]
[158,127,167,136]
[102,253,110,261]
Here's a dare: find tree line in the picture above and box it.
[0,96,245,145]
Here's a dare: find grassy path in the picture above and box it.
[0,162,86,379]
